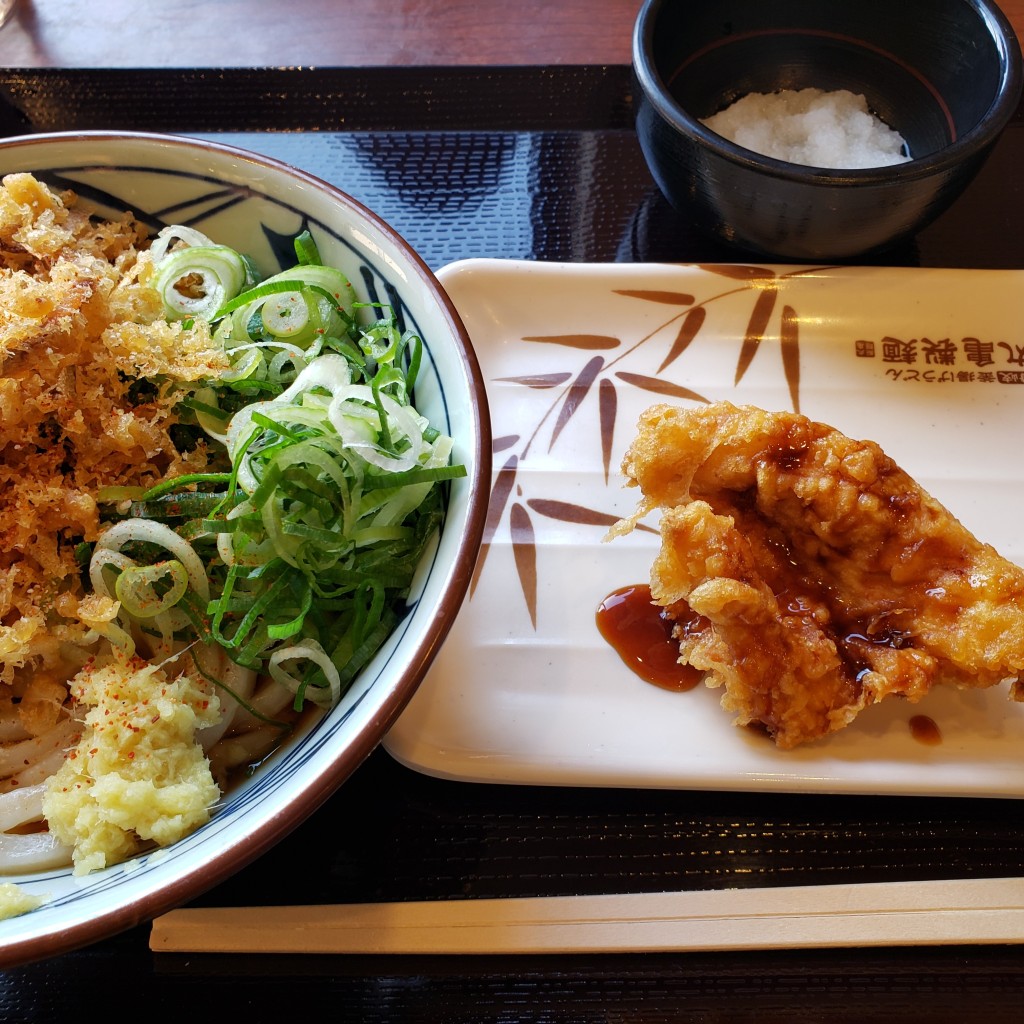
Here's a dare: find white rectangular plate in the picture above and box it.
[384,258,1024,797]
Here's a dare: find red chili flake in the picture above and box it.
[89,748,98,755]
[126,751,135,759]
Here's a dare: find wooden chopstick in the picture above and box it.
[150,876,1024,954]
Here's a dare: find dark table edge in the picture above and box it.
[0,65,639,136]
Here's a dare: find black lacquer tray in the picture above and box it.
[2,66,1024,1021]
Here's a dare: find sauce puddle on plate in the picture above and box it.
[909,714,942,746]
[598,585,945,747]
[596,583,702,692]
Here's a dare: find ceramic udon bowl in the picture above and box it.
[0,131,490,966]
[632,0,1023,260]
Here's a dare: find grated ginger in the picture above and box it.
[42,652,221,875]
[0,882,44,920]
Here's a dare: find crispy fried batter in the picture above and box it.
[0,173,228,713]
[611,402,1024,748]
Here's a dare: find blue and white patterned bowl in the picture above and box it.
[0,130,491,966]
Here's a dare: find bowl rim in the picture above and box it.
[632,0,1024,185]
[0,129,492,966]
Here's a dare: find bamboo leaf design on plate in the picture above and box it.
[522,335,620,350]
[734,279,778,385]
[470,453,518,596]
[492,434,520,453]
[599,377,617,483]
[697,264,777,281]
[613,289,695,306]
[527,498,658,534]
[494,372,574,389]
[509,501,538,628]
[658,306,707,374]
[615,372,710,404]
[549,355,604,451]
[781,303,801,413]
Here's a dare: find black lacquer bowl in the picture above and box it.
[632,0,1023,260]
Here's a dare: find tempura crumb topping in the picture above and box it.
[0,173,228,700]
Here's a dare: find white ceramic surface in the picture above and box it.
[385,257,1024,797]
[0,132,489,966]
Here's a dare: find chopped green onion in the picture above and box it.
[293,230,321,267]
[140,473,233,501]
[154,245,248,321]
[94,231,464,717]
[261,291,310,338]
[114,561,189,619]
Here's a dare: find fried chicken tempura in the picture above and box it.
[609,402,1024,748]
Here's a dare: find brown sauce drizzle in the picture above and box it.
[598,582,947,752]
[909,714,942,746]
[596,584,702,692]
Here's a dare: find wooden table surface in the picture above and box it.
[0,0,643,67]
[0,0,1014,69]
